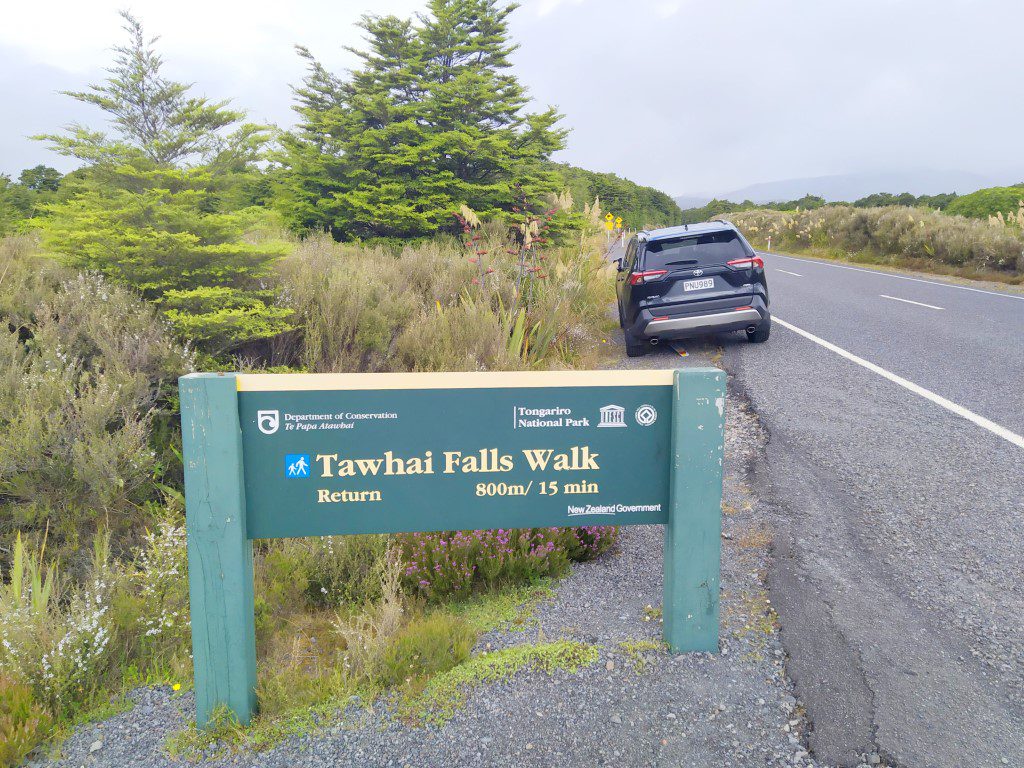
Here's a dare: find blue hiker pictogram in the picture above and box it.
[285,454,310,478]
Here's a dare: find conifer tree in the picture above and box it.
[37,12,290,354]
[278,0,566,239]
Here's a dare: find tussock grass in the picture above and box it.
[277,229,614,373]
[727,205,1024,281]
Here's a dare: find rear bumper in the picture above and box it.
[645,308,761,335]
[630,296,769,339]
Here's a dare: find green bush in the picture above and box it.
[0,523,195,747]
[375,613,475,689]
[396,526,617,600]
[945,186,1024,219]
[256,535,390,614]
[0,239,190,562]
[36,13,290,355]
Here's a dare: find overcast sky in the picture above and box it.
[2,0,1022,197]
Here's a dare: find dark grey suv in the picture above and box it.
[615,221,771,357]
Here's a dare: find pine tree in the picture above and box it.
[278,0,567,239]
[36,12,290,354]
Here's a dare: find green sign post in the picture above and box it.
[180,368,725,727]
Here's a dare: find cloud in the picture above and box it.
[3,0,1023,193]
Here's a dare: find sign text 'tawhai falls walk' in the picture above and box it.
[180,369,725,727]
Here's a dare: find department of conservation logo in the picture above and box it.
[257,409,280,435]
[285,454,310,478]
[635,404,658,426]
[597,404,627,428]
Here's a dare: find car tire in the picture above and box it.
[747,316,771,343]
[625,331,647,357]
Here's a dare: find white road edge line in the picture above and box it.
[776,269,803,277]
[764,252,1024,301]
[774,316,1024,450]
[879,294,944,310]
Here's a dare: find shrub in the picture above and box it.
[396,526,616,600]
[561,526,619,562]
[0,674,51,768]
[334,546,407,681]
[254,535,390,624]
[374,613,475,690]
[0,238,191,564]
[0,533,116,715]
[131,520,191,662]
[945,185,1024,219]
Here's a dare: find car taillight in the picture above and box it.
[629,270,668,285]
[726,256,764,270]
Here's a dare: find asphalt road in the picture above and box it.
[612,246,1024,767]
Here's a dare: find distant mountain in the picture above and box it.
[679,170,1005,207]
[673,195,713,209]
[721,171,1000,204]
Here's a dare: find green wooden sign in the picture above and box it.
[180,368,725,727]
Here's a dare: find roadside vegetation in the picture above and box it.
[679,190,959,225]
[680,182,1024,283]
[725,205,1024,282]
[0,217,619,765]
[0,2,656,764]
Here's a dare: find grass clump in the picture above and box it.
[401,640,598,726]
[616,639,665,673]
[444,580,555,634]
[0,674,52,768]
[375,614,476,690]
[163,704,246,761]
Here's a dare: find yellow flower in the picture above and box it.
[172,683,181,692]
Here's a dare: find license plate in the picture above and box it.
[683,277,714,292]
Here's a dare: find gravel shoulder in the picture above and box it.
[39,337,818,768]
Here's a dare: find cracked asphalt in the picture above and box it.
[612,244,1024,768]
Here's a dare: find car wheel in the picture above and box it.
[747,316,771,343]
[624,331,647,357]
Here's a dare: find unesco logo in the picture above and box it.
[285,454,310,478]
[634,404,657,426]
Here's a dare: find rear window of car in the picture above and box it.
[643,230,749,268]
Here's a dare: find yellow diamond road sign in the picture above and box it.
[605,212,614,221]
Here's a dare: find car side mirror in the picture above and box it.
[615,258,623,272]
